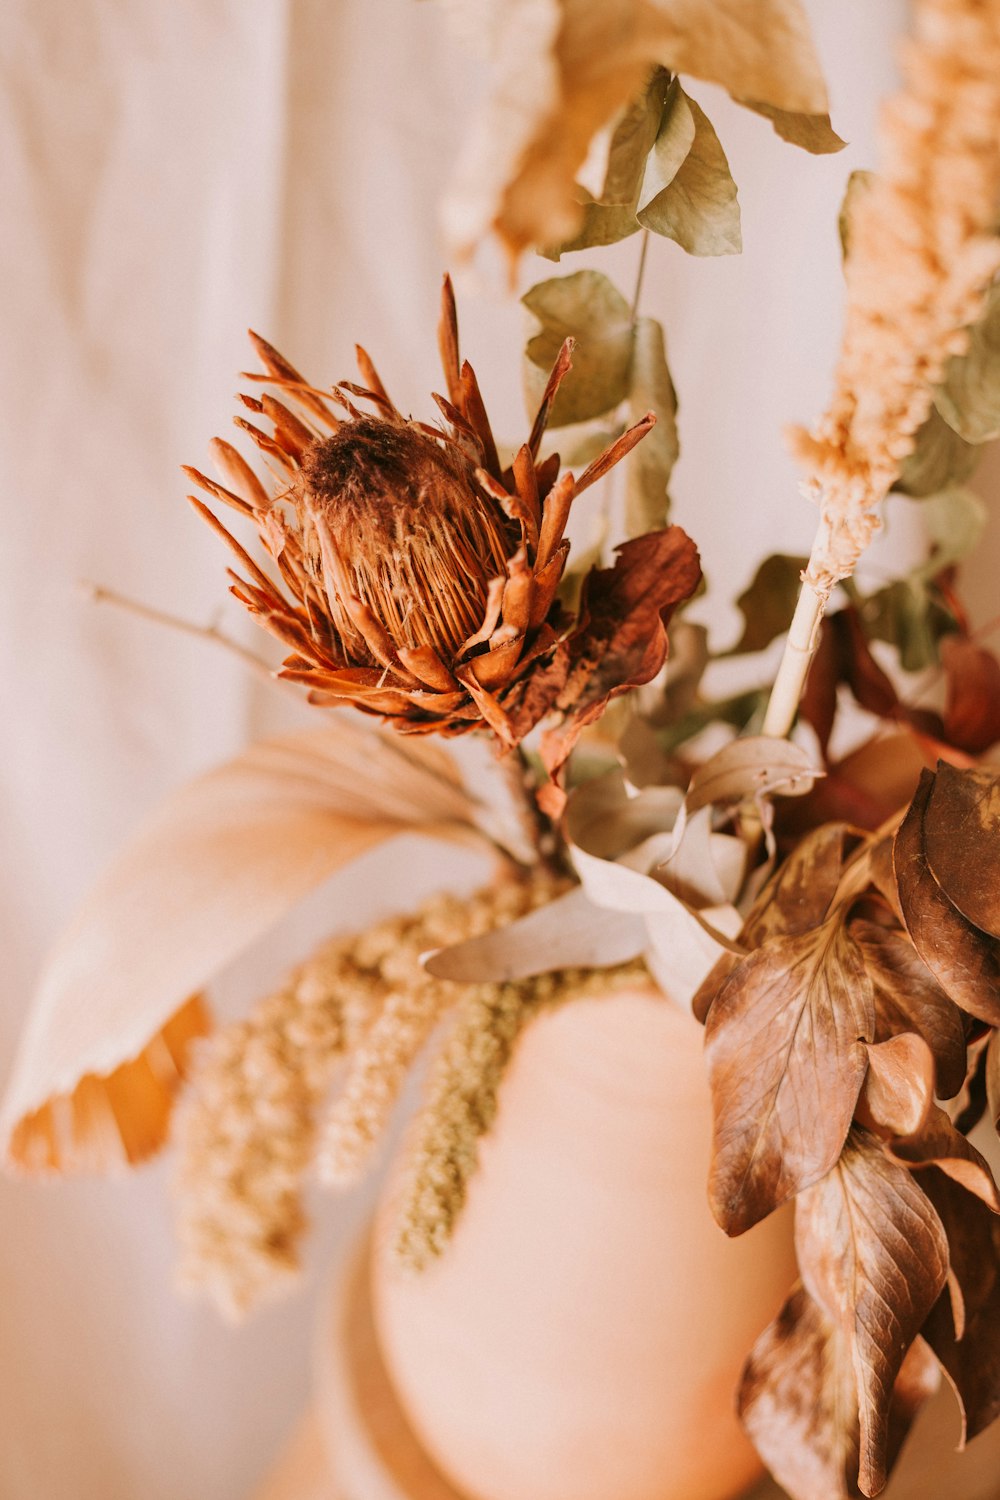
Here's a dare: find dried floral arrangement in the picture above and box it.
[6,1,1000,1497]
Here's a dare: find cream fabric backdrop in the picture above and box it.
[6,2,994,1497]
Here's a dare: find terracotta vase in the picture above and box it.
[370,981,797,1500]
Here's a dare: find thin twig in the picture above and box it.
[501,747,561,874]
[630,229,651,324]
[81,580,289,693]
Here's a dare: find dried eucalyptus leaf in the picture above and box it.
[894,773,1000,1026]
[523,270,634,426]
[638,86,742,255]
[838,169,874,259]
[597,66,671,206]
[936,282,1000,444]
[705,918,874,1235]
[894,405,979,497]
[862,579,950,674]
[856,1033,936,1139]
[539,192,642,260]
[738,99,845,154]
[917,486,987,577]
[851,919,967,1100]
[687,735,820,811]
[887,1104,1000,1211]
[636,76,697,208]
[625,317,678,535]
[795,1130,949,1496]
[728,553,808,656]
[445,0,829,258]
[922,764,1000,938]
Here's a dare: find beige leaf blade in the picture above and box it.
[625,317,679,536]
[737,100,845,155]
[686,734,820,812]
[637,86,742,255]
[1,723,481,1175]
[795,1131,949,1496]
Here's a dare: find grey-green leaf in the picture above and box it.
[522,271,634,427]
[625,317,679,535]
[637,85,741,255]
[894,404,980,497]
[539,191,641,262]
[727,554,808,656]
[739,99,846,154]
[838,169,875,260]
[936,282,1000,444]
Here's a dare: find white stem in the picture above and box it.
[761,573,827,740]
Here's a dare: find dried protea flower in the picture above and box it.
[186,277,700,780]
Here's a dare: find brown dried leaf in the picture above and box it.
[540,525,701,784]
[922,1201,1000,1446]
[851,920,967,1100]
[739,1284,938,1500]
[922,1170,998,1340]
[922,763,1000,938]
[941,637,1000,756]
[795,1131,949,1496]
[444,0,829,258]
[988,1030,1000,1134]
[894,772,1000,1026]
[686,735,820,813]
[706,918,874,1234]
[887,1104,1000,1212]
[855,1033,935,1139]
[1,725,480,1174]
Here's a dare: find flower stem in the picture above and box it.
[630,230,651,324]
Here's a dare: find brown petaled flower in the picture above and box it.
[185,277,701,780]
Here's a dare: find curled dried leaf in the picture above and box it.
[921,763,1000,938]
[886,1105,1000,1213]
[855,1033,936,1139]
[686,735,820,813]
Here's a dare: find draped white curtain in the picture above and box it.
[8,2,994,1496]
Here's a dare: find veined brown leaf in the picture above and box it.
[894,772,1000,1026]
[886,1105,1000,1213]
[988,1031,1000,1135]
[941,636,1000,757]
[851,920,967,1100]
[922,1192,1000,1446]
[706,917,874,1235]
[0,724,483,1174]
[922,763,1000,938]
[739,1283,939,1500]
[795,1130,948,1496]
[855,1033,935,1139]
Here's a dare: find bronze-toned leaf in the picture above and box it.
[727,553,809,657]
[624,317,679,536]
[887,1105,1000,1212]
[739,1284,861,1500]
[940,637,1000,756]
[855,1033,935,1139]
[922,1170,998,1339]
[795,1130,948,1495]
[952,1030,992,1137]
[894,772,1000,1026]
[637,85,742,255]
[988,1030,1000,1134]
[922,764,1000,936]
[706,918,874,1234]
[522,271,635,427]
[850,920,967,1100]
[739,100,845,154]
[739,1284,938,1500]
[922,1198,1000,1446]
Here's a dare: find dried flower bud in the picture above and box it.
[186,277,701,768]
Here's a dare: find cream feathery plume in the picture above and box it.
[766,0,1000,737]
[318,873,564,1185]
[392,961,646,1272]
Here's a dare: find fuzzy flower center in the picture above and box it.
[300,418,513,661]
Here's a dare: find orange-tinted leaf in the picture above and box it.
[922,1170,998,1340]
[894,772,1000,1026]
[795,1130,948,1495]
[851,919,967,1099]
[922,763,1000,939]
[941,635,1000,756]
[706,919,874,1234]
[887,1105,1000,1212]
[988,1030,1000,1133]
[856,1033,935,1138]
